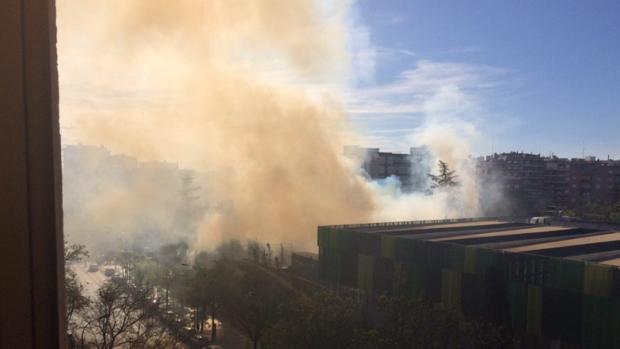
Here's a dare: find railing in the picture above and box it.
[322,216,519,230]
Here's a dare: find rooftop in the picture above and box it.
[326,218,620,267]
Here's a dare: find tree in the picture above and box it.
[222,263,295,349]
[279,243,286,267]
[261,290,518,349]
[365,296,517,349]
[215,239,245,261]
[263,292,365,349]
[157,242,189,310]
[175,172,205,238]
[176,261,233,343]
[65,271,91,326]
[247,240,262,263]
[115,250,133,279]
[75,277,180,349]
[195,262,232,342]
[65,242,89,263]
[266,243,273,265]
[428,160,458,189]
[65,242,90,328]
[193,250,210,268]
[131,256,161,289]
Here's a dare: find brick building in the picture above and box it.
[567,158,620,208]
[478,152,620,211]
[478,152,546,201]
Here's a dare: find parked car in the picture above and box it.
[87,264,99,273]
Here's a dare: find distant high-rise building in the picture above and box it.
[347,147,620,211]
[478,152,620,211]
[566,157,620,208]
[409,146,432,191]
[477,152,547,213]
[344,146,432,192]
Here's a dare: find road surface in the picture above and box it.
[71,262,108,298]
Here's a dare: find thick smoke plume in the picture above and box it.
[59,0,377,251]
[58,0,493,252]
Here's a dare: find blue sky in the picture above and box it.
[346,0,620,158]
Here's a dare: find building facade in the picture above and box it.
[318,219,620,348]
[343,146,431,192]
[478,153,620,210]
[345,147,620,211]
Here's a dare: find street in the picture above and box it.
[71,262,107,298]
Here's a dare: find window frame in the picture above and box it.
[0,0,65,347]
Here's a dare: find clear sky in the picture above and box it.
[346,0,620,159]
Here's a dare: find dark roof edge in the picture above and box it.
[319,216,524,231]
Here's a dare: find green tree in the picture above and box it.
[247,240,262,263]
[261,291,519,349]
[367,296,517,349]
[428,160,458,189]
[132,257,161,288]
[222,263,295,349]
[215,239,245,261]
[181,261,233,343]
[263,292,365,349]
[157,242,189,310]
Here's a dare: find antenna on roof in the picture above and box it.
[582,141,585,158]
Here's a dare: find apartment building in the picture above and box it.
[479,153,620,210]
[343,146,431,192]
